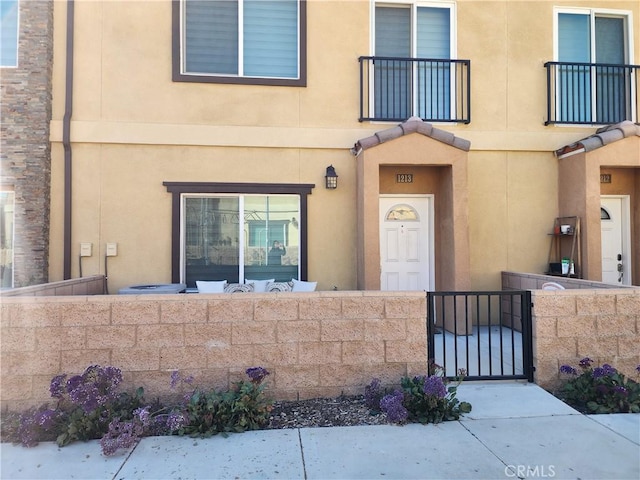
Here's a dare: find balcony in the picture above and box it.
[359,56,471,124]
[544,61,640,125]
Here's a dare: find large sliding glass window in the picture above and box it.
[557,9,630,124]
[374,2,453,120]
[182,194,300,287]
[175,0,306,85]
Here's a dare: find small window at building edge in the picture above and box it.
[172,0,307,87]
[0,0,19,68]
[600,207,611,220]
[0,189,15,288]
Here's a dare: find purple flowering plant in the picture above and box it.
[49,365,146,448]
[379,390,408,423]
[1,365,274,457]
[367,362,471,425]
[364,378,383,412]
[558,358,640,414]
[0,406,64,448]
[1,365,146,451]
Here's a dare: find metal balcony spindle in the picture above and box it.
[358,56,470,123]
[544,61,639,125]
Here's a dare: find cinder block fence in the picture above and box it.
[0,291,428,411]
[532,289,640,391]
[2,283,638,411]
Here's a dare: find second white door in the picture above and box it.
[601,196,631,285]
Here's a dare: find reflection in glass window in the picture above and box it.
[182,194,300,287]
[385,204,419,221]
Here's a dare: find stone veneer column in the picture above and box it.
[0,1,53,286]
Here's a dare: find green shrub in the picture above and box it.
[367,364,472,424]
[177,371,272,437]
[558,358,640,414]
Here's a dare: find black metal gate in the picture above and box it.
[427,291,534,381]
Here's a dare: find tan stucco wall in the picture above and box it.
[49,143,359,292]
[469,151,558,290]
[48,1,640,292]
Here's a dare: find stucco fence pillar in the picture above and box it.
[532,289,640,391]
[0,291,428,411]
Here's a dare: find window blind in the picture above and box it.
[184,0,238,74]
[184,0,298,79]
[244,0,298,78]
[417,7,450,59]
[558,13,590,62]
[595,17,624,64]
[375,6,410,57]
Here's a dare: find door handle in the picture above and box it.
[617,256,624,283]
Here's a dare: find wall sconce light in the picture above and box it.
[325,165,338,189]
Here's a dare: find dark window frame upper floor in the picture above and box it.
[171,0,307,86]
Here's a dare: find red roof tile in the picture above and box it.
[353,117,471,154]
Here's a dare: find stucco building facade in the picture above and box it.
[5,0,640,293]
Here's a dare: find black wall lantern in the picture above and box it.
[325,165,338,189]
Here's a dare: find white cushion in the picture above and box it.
[245,279,275,293]
[196,280,227,293]
[291,278,317,292]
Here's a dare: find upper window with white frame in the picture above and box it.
[172,0,306,86]
[360,1,470,123]
[550,7,636,125]
[1,0,19,68]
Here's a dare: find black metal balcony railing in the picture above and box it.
[359,56,471,123]
[544,61,640,125]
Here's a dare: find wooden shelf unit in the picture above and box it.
[547,216,581,278]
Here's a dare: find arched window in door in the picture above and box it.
[385,204,419,221]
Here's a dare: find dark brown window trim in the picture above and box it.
[163,182,315,282]
[171,0,307,87]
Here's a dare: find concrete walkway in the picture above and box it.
[1,383,638,480]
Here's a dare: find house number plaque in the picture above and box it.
[396,174,414,183]
[600,174,611,184]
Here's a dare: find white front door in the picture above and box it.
[601,196,631,285]
[379,196,433,291]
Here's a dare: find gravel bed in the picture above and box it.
[266,395,391,429]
